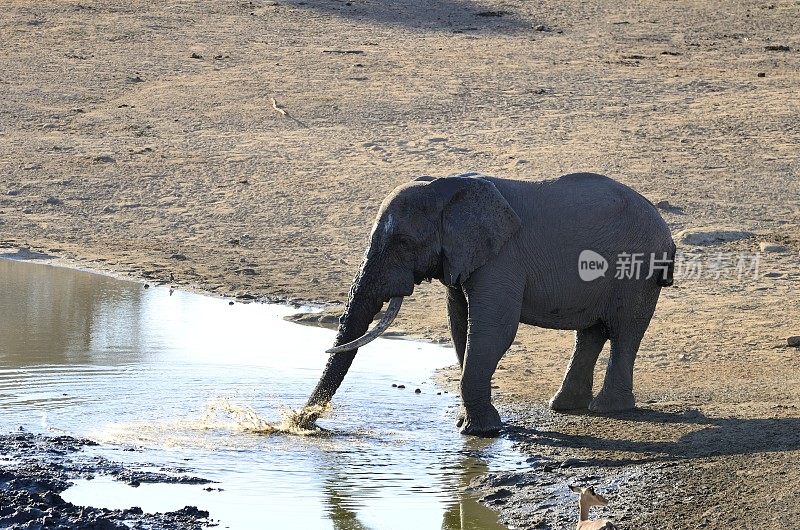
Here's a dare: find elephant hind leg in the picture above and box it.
[549,322,607,411]
[589,293,659,413]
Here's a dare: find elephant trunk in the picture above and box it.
[303,273,386,413]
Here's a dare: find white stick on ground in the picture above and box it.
[270,97,287,116]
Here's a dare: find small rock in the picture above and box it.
[759,242,788,253]
[170,253,188,261]
[128,75,144,83]
[190,52,203,59]
[764,45,791,52]
[228,301,234,305]
[788,336,800,347]
[481,488,513,502]
[397,384,406,389]
[757,72,766,77]
[560,458,587,468]
[143,283,150,289]
[675,227,754,246]
[533,24,551,31]
[655,199,684,213]
[391,383,397,388]
[414,388,421,394]
[44,196,63,206]
[93,155,116,163]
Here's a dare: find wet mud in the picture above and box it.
[0,433,214,529]
[465,400,800,529]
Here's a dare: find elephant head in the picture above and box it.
[302,174,521,417]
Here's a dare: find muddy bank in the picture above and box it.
[468,401,800,529]
[0,433,214,530]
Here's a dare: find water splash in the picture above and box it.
[91,399,331,448]
[203,399,329,436]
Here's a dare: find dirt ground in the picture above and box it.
[1,0,799,528]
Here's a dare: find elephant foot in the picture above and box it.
[588,389,635,413]
[549,387,592,411]
[457,403,502,437]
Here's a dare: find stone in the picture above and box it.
[788,336,800,347]
[675,227,754,246]
[759,242,788,253]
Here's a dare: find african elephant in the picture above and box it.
[304,172,675,436]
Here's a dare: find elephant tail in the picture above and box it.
[656,242,676,287]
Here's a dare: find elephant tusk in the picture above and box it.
[325,297,403,354]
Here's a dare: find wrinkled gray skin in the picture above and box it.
[305,172,676,436]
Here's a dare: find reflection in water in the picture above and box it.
[0,259,145,364]
[0,258,518,529]
[441,448,509,530]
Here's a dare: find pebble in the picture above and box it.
[44,197,63,206]
[391,383,397,387]
[759,242,788,253]
[560,458,588,468]
[788,336,800,347]
[414,388,421,394]
[397,384,406,389]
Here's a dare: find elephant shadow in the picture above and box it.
[285,0,532,33]
[506,407,800,466]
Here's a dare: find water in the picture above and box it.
[0,258,520,529]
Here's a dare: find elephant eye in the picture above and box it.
[393,235,415,252]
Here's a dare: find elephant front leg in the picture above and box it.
[550,323,607,411]
[458,299,521,436]
[447,286,468,370]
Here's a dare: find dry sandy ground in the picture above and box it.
[1,0,799,528]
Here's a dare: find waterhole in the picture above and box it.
[0,258,521,529]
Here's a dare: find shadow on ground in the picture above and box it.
[506,408,800,466]
[284,0,533,33]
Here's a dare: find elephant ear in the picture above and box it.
[430,176,521,286]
